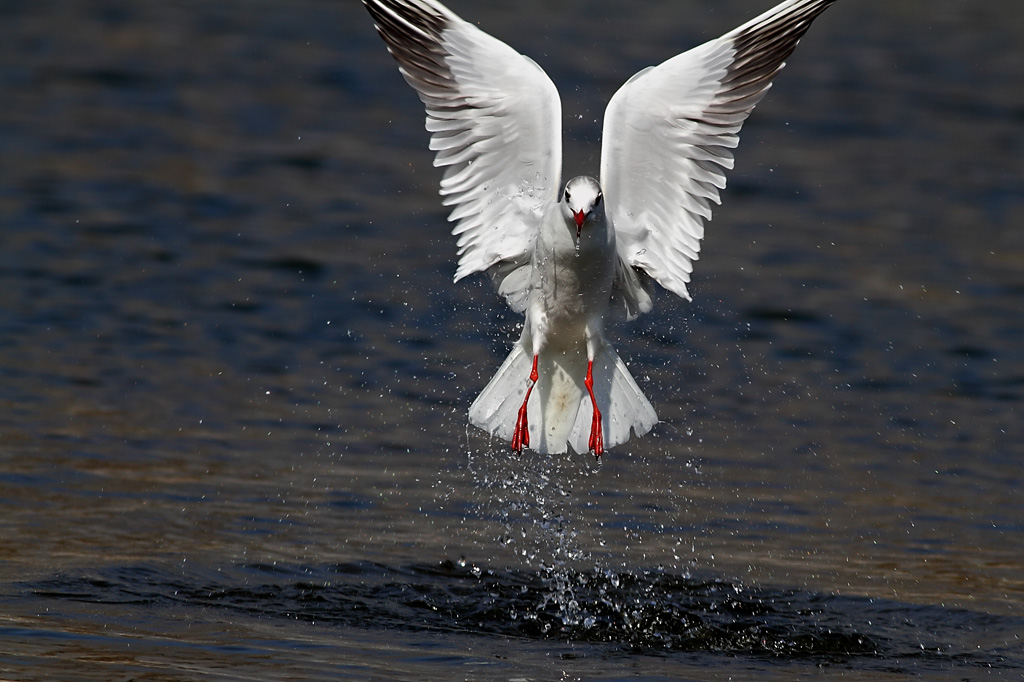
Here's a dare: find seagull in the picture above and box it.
[363,0,837,457]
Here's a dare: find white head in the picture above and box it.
[562,176,604,240]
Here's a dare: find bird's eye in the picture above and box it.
[595,192,603,206]
[564,189,571,203]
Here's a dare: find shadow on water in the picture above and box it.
[26,559,1021,671]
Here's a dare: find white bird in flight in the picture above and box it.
[363,0,837,457]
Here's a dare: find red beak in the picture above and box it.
[573,210,585,239]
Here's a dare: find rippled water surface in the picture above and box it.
[1,0,1023,679]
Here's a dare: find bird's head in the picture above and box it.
[562,176,604,241]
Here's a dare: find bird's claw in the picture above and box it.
[588,411,603,458]
[511,402,530,453]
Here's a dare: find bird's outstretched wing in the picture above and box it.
[601,0,836,315]
[364,0,562,304]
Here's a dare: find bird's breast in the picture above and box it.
[527,212,615,342]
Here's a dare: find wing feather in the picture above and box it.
[602,0,836,310]
[364,0,562,289]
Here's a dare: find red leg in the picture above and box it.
[584,360,604,458]
[511,354,539,453]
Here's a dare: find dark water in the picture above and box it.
[1,0,1023,679]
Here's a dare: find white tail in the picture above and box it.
[469,340,658,454]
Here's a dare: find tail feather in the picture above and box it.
[469,341,657,454]
[468,342,532,442]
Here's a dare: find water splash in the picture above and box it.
[463,445,601,627]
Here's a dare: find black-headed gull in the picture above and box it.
[363,0,837,457]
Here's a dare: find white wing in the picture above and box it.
[602,0,836,311]
[364,0,562,296]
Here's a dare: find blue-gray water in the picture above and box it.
[1,0,1023,679]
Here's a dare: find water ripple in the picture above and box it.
[28,560,1023,670]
